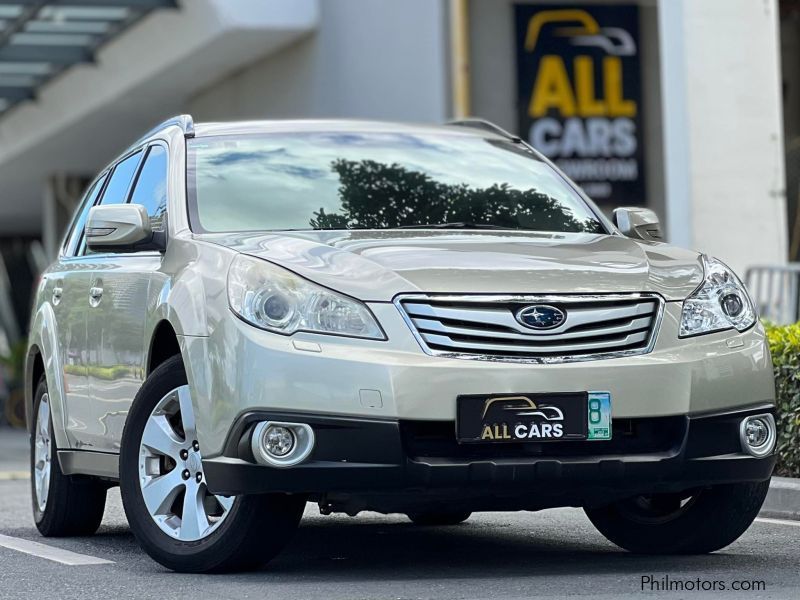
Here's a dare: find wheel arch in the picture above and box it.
[146,319,183,375]
[25,344,45,431]
[26,303,71,449]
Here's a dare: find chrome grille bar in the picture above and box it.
[411,315,654,342]
[395,293,664,363]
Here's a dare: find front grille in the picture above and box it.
[401,417,686,460]
[396,293,663,362]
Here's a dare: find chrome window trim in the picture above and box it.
[60,170,110,259]
[393,292,665,364]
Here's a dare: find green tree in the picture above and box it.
[309,159,600,233]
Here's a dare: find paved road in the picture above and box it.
[1,426,799,600]
[0,424,27,475]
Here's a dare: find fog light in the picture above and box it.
[251,421,315,467]
[739,414,776,457]
[745,419,768,447]
[264,426,294,457]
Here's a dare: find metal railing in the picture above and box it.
[744,264,800,324]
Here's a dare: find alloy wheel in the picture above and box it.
[138,385,234,541]
[33,393,52,513]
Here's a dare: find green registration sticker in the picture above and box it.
[587,392,612,440]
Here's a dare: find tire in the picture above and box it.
[407,510,472,526]
[31,376,107,537]
[585,481,770,554]
[120,355,305,573]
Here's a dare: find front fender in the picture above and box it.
[152,238,237,337]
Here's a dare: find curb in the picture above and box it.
[760,476,800,521]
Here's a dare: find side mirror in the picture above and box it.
[85,204,159,252]
[613,207,663,242]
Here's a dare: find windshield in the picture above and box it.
[186,131,606,234]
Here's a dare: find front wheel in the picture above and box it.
[120,355,305,573]
[584,481,770,554]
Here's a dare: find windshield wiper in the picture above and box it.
[393,222,514,230]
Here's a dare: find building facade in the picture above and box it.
[0,0,793,346]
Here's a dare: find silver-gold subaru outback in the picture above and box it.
[26,116,776,573]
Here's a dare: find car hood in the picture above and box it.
[195,230,703,302]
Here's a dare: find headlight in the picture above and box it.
[227,254,385,339]
[679,255,756,337]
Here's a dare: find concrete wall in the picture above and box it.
[659,0,787,274]
[189,0,449,122]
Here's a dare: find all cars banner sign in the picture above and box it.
[515,4,644,205]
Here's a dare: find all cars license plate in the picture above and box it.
[456,391,611,443]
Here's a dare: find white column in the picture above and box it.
[657,0,692,249]
[657,0,787,275]
[42,176,58,261]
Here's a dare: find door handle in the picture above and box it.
[52,286,63,306]
[89,286,103,307]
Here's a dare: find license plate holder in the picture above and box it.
[456,391,611,443]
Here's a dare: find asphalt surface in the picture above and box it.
[1,426,799,600]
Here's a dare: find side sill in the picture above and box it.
[58,450,119,481]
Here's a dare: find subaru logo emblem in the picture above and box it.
[516,305,566,330]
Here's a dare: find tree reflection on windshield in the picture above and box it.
[309,159,602,233]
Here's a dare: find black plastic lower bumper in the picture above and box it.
[203,405,776,502]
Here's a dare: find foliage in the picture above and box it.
[310,159,602,233]
[764,322,800,477]
[0,338,27,384]
[0,338,28,428]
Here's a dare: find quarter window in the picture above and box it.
[63,172,108,257]
[129,145,168,232]
[99,150,143,206]
[80,150,142,255]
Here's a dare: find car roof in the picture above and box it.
[123,116,521,167]
[191,119,510,140]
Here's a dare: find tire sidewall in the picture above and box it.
[30,377,51,526]
[119,356,248,564]
[586,481,771,554]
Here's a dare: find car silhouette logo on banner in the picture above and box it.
[481,396,565,422]
[516,305,566,330]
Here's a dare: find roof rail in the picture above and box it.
[133,114,195,148]
[445,118,521,142]
[171,114,195,138]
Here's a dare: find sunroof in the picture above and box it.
[0,0,177,117]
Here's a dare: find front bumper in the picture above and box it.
[203,404,776,505]
[184,302,776,459]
